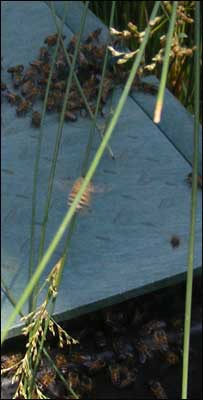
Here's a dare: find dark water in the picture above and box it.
[1,277,202,399]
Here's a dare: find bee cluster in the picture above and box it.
[1,294,186,399]
[1,30,158,129]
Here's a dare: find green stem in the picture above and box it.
[28,1,68,313]
[181,2,200,399]
[154,1,178,123]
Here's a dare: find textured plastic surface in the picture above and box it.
[1,1,202,339]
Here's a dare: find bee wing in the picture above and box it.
[94,183,112,194]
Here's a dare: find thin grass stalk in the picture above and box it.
[81,0,116,176]
[49,5,115,159]
[28,2,68,313]
[31,1,89,312]
[154,1,178,123]
[1,0,161,345]
[29,215,77,396]
[181,2,200,399]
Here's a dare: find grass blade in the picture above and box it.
[181,2,201,399]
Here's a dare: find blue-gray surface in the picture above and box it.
[1,1,202,339]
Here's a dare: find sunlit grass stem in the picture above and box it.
[153,1,178,123]
[181,2,200,399]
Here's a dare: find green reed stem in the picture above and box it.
[154,1,178,123]
[181,2,200,399]
[31,1,89,312]
[28,2,68,313]
[1,0,161,345]
[81,0,116,176]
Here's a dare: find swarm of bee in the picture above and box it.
[1,29,157,129]
[1,293,187,399]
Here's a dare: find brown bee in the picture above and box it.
[85,28,102,44]
[44,33,65,46]
[7,64,24,74]
[1,353,23,373]
[95,331,107,349]
[53,80,66,91]
[64,110,77,122]
[186,172,202,189]
[39,47,50,62]
[141,320,167,336]
[170,235,180,248]
[101,76,114,103]
[30,60,44,71]
[1,81,7,91]
[41,63,51,77]
[85,358,106,374]
[67,35,78,53]
[119,366,137,389]
[25,86,40,102]
[80,376,93,394]
[135,340,153,364]
[164,351,179,365]
[46,95,56,111]
[68,177,94,211]
[31,111,41,127]
[148,380,168,399]
[70,353,92,364]
[16,99,31,116]
[152,329,169,352]
[108,364,121,387]
[37,368,56,391]
[3,90,22,105]
[54,353,68,374]
[13,72,23,88]
[21,79,34,96]
[67,371,80,390]
[23,66,37,82]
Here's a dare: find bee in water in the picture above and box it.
[170,235,180,248]
[186,172,202,190]
[68,177,94,211]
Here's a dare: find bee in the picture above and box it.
[30,60,44,71]
[23,66,37,82]
[152,329,169,352]
[80,376,93,394]
[148,380,168,399]
[1,353,23,373]
[44,33,66,46]
[21,79,34,96]
[113,336,134,361]
[67,35,78,53]
[7,64,24,74]
[64,110,77,122]
[53,80,66,91]
[67,371,80,390]
[108,364,121,387]
[39,47,50,62]
[164,351,179,365]
[68,177,94,211]
[186,172,202,189]
[70,353,92,364]
[25,86,40,102]
[31,111,41,127]
[119,366,137,389]
[1,81,7,91]
[3,90,22,105]
[41,63,51,77]
[16,99,31,116]
[170,235,180,248]
[95,331,107,349]
[54,353,68,374]
[141,320,166,336]
[13,72,23,88]
[135,80,158,95]
[101,77,114,103]
[46,95,56,111]
[84,358,106,374]
[135,340,153,364]
[37,368,56,394]
[85,28,102,44]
